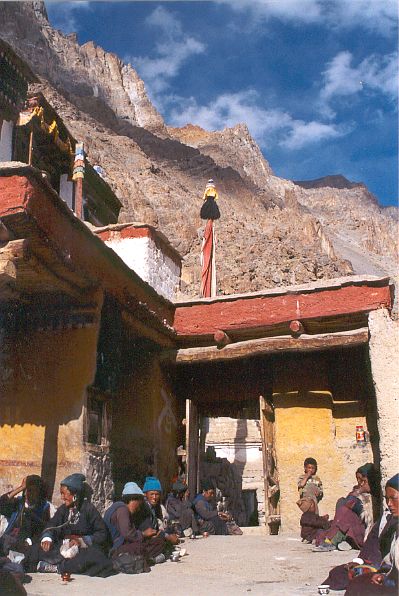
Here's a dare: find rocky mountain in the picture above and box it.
[0,2,397,298]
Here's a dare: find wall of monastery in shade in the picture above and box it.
[273,350,375,534]
[104,236,181,301]
[110,351,180,498]
[368,308,399,487]
[0,323,100,504]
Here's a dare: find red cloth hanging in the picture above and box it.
[200,219,214,298]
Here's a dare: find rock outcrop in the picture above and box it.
[0,1,397,298]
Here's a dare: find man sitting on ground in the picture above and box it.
[103,481,168,568]
[134,477,179,548]
[193,481,230,536]
[165,481,200,537]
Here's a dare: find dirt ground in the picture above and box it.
[25,529,353,596]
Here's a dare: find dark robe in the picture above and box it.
[316,500,368,549]
[131,503,173,558]
[165,494,199,534]
[0,493,50,555]
[300,511,330,542]
[323,514,398,591]
[25,500,114,577]
[104,501,164,562]
[193,494,228,535]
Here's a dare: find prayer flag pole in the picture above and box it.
[200,179,220,298]
[72,141,85,219]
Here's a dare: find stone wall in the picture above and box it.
[368,308,399,486]
[203,417,265,526]
[83,447,114,513]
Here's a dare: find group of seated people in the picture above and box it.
[0,472,240,590]
[296,457,398,594]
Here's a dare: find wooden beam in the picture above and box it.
[0,239,91,300]
[121,309,175,348]
[163,328,369,364]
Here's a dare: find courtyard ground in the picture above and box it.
[25,529,352,596]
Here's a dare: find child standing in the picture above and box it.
[297,457,323,513]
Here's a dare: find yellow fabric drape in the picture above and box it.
[17,106,74,155]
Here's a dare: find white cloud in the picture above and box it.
[216,0,397,35]
[330,0,397,36]
[166,89,348,150]
[320,50,398,107]
[125,6,206,93]
[216,0,322,24]
[281,119,347,149]
[46,1,91,34]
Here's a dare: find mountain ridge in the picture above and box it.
[0,1,397,298]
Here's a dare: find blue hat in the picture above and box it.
[61,473,86,493]
[386,473,399,491]
[122,482,144,497]
[143,476,162,493]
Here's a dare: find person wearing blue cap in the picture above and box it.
[25,473,114,578]
[134,476,179,551]
[104,481,168,569]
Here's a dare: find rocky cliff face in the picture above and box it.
[0,2,397,298]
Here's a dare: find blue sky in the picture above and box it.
[46,1,398,206]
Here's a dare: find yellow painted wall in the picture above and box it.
[273,353,373,533]
[0,323,100,503]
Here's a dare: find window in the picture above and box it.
[85,389,111,446]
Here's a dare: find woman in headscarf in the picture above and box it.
[314,463,379,552]
[344,473,399,595]
[25,473,114,577]
[0,476,51,556]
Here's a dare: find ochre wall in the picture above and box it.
[273,352,374,533]
[0,324,100,503]
[110,348,179,498]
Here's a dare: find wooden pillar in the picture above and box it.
[74,178,83,220]
[185,399,199,497]
[28,129,34,165]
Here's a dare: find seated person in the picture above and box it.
[25,473,114,577]
[193,481,230,535]
[0,476,51,556]
[313,464,378,552]
[165,481,200,537]
[297,497,330,543]
[297,457,323,514]
[344,474,398,595]
[133,476,179,550]
[104,482,167,566]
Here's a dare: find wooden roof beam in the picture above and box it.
[162,328,370,365]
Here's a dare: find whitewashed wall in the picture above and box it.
[105,236,181,301]
[0,121,14,162]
